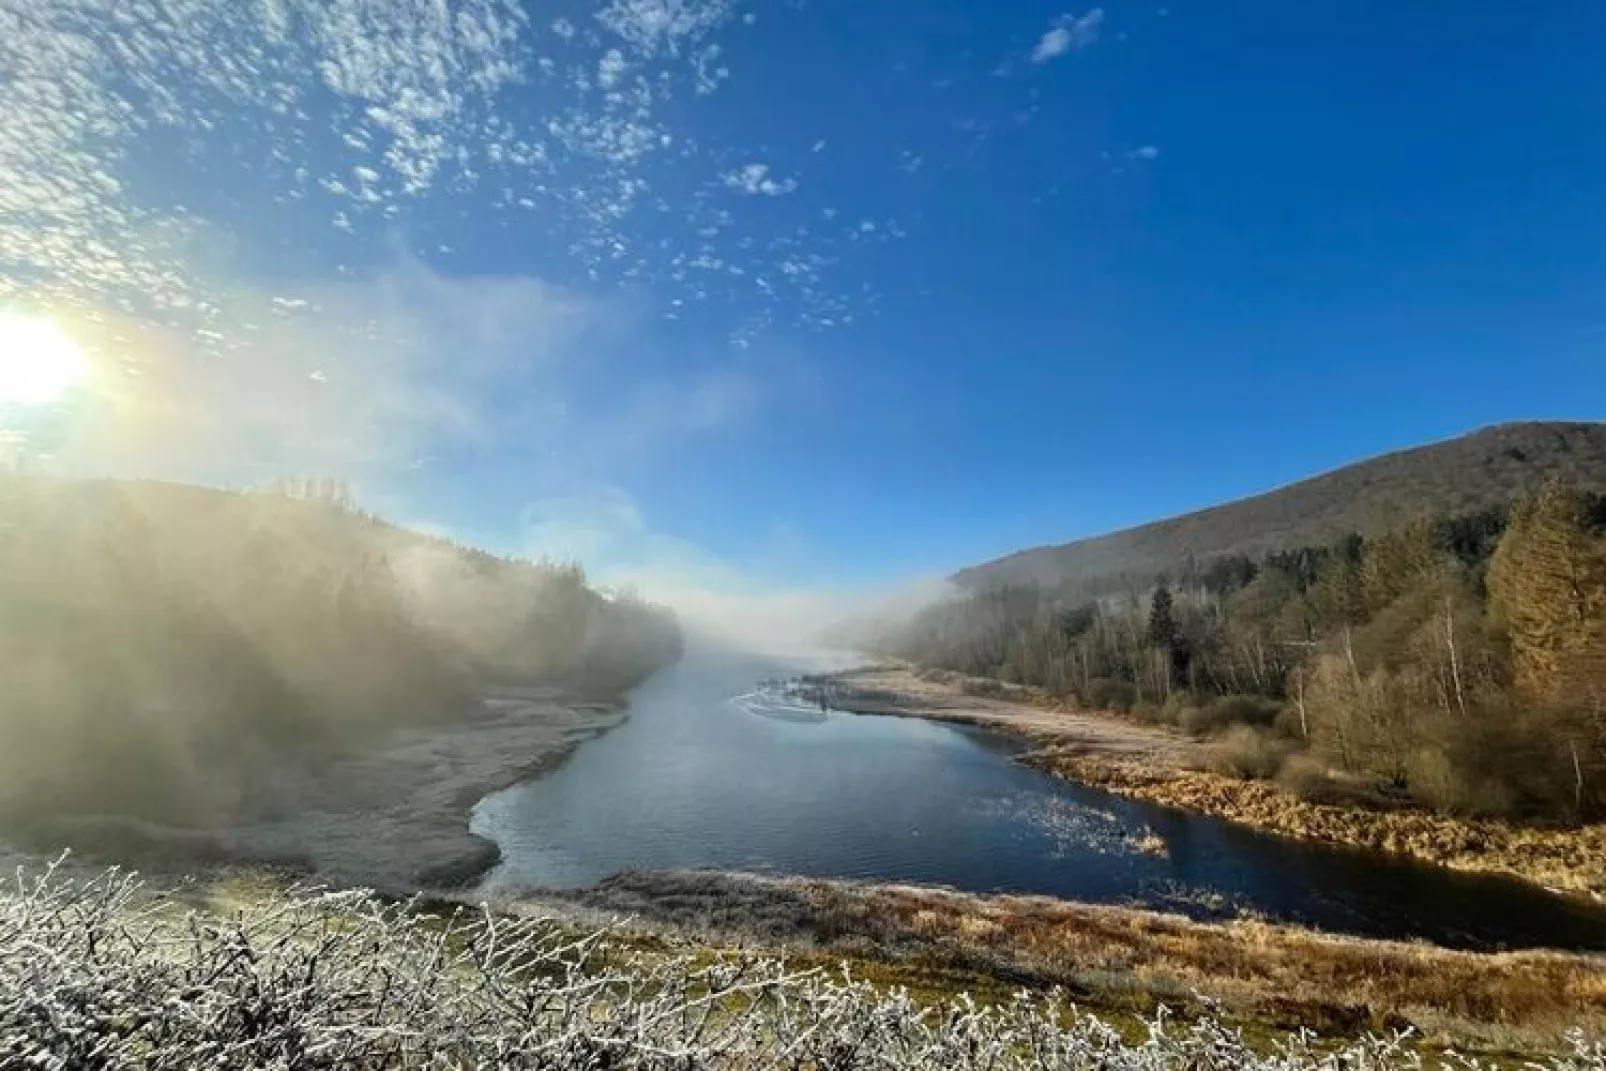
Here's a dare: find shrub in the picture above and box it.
[1160,694,1194,728]
[1,865,1547,1071]
[1084,678,1137,713]
[1275,753,1344,804]
[1208,726,1293,781]
[1408,747,1519,819]
[1130,700,1163,725]
[1181,694,1282,737]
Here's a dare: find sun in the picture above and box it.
[0,311,88,406]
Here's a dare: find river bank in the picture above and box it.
[6,843,1604,1057]
[8,684,628,894]
[9,865,1604,1069]
[493,867,1606,1054]
[818,664,1606,899]
[6,647,1606,1056]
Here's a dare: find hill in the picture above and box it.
[879,422,1606,826]
[0,474,680,830]
[954,421,1606,595]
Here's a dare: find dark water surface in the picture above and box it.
[474,648,1606,952]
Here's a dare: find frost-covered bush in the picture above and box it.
[2,864,1602,1069]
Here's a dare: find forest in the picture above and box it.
[873,481,1606,822]
[0,474,681,825]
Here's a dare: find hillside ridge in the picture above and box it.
[954,420,1606,593]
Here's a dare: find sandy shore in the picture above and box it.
[15,685,626,895]
[810,664,1194,761]
[821,664,1606,898]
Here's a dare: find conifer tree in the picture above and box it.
[1488,482,1606,694]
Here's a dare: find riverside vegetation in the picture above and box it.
[817,661,1606,896]
[869,480,1606,839]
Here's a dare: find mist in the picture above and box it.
[606,573,957,660]
[0,476,680,836]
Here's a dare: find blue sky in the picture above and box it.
[4,0,1605,612]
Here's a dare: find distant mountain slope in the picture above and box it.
[954,422,1606,594]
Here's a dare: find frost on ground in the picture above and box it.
[3,865,1602,1069]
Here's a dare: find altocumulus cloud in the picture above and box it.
[723,163,800,197]
[1031,9,1105,64]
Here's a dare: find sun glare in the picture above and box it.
[0,311,88,406]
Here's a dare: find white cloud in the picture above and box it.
[1031,9,1106,64]
[596,0,737,58]
[597,48,629,90]
[0,0,866,334]
[1,0,900,466]
[1128,145,1161,160]
[0,0,530,313]
[722,163,799,197]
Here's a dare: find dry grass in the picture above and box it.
[1041,753,1606,899]
[541,869,1606,1054]
[19,864,1603,1070]
[850,883,1606,1046]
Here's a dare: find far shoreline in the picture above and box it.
[813,662,1606,901]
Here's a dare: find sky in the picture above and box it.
[2,0,1604,622]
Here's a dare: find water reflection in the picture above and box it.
[475,647,1606,952]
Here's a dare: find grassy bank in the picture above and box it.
[6,863,1605,1066]
[1035,751,1606,899]
[822,664,1606,898]
[528,868,1606,1056]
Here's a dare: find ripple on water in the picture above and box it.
[474,649,1606,952]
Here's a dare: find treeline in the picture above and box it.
[0,475,680,824]
[874,482,1606,822]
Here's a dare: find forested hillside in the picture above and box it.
[957,422,1606,599]
[876,479,1606,823]
[0,475,680,825]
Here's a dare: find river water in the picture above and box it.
[474,647,1606,952]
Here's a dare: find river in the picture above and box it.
[474,646,1606,952]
